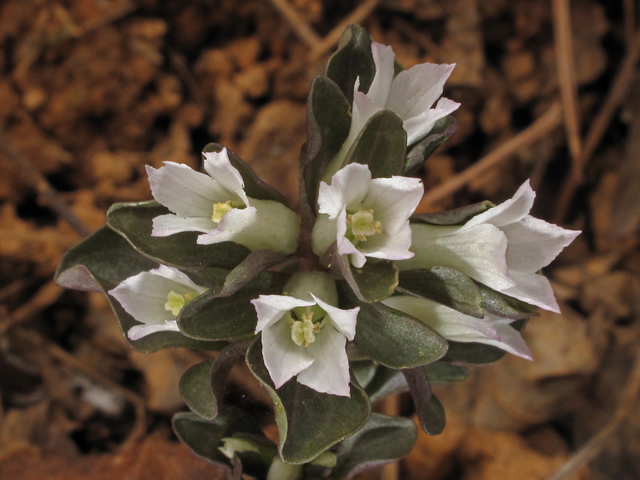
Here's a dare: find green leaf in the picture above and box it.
[245,337,371,465]
[202,143,290,207]
[364,366,408,402]
[404,116,457,175]
[444,341,506,364]
[216,249,288,298]
[177,272,287,342]
[343,293,448,369]
[322,243,398,303]
[350,360,377,389]
[55,227,225,353]
[397,267,484,318]
[179,340,251,420]
[426,362,469,384]
[342,110,406,178]
[107,201,251,270]
[325,25,375,104]
[403,367,445,435]
[330,414,417,480]
[172,409,263,468]
[479,284,539,320]
[411,200,494,226]
[302,76,352,220]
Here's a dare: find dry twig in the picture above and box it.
[624,0,637,47]
[0,281,64,335]
[421,103,563,205]
[308,0,380,61]
[546,347,640,480]
[552,0,582,170]
[554,30,640,223]
[266,0,321,49]
[0,129,92,237]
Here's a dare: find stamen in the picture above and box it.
[290,308,321,347]
[347,209,382,242]
[212,200,234,223]
[165,290,188,316]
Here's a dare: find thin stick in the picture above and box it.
[546,347,640,480]
[421,103,563,205]
[0,129,92,237]
[78,1,138,36]
[554,30,640,223]
[308,0,380,61]
[552,0,582,167]
[266,0,321,49]
[0,281,64,335]
[624,0,637,47]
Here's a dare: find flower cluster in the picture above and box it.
[56,25,580,478]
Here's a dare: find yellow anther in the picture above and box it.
[212,200,234,223]
[165,290,187,316]
[347,209,382,242]
[290,309,320,347]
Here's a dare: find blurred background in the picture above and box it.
[0,0,639,479]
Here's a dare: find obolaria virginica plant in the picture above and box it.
[55,26,580,480]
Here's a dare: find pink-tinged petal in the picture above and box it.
[252,295,315,332]
[146,163,229,217]
[128,321,180,340]
[297,326,350,397]
[461,180,536,231]
[151,214,214,237]
[403,97,461,145]
[109,270,201,325]
[150,265,208,294]
[319,163,372,218]
[401,223,516,290]
[262,318,315,389]
[311,294,359,341]
[311,214,338,259]
[359,221,414,262]
[386,62,456,120]
[367,42,396,107]
[487,316,533,360]
[365,176,423,235]
[202,148,249,206]
[502,216,581,273]
[500,271,560,313]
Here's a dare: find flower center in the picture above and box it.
[211,201,235,223]
[290,308,323,347]
[164,290,195,316]
[347,209,382,243]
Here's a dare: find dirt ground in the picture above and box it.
[1,0,640,479]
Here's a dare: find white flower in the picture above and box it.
[323,42,460,181]
[382,295,532,360]
[312,163,423,268]
[146,148,300,255]
[251,275,359,397]
[108,265,208,340]
[398,181,580,313]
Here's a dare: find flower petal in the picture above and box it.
[149,265,209,294]
[296,326,350,396]
[311,214,338,259]
[460,180,535,231]
[367,42,396,107]
[403,97,461,145]
[202,148,250,206]
[252,295,315,332]
[351,90,386,140]
[311,294,359,341]
[109,269,200,325]
[146,163,230,217]
[151,214,215,237]
[364,176,423,235]
[359,221,414,262]
[400,223,516,290]
[500,271,561,313]
[487,316,533,360]
[318,163,372,219]
[502,216,581,273]
[128,321,180,340]
[262,318,315,389]
[386,62,456,120]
